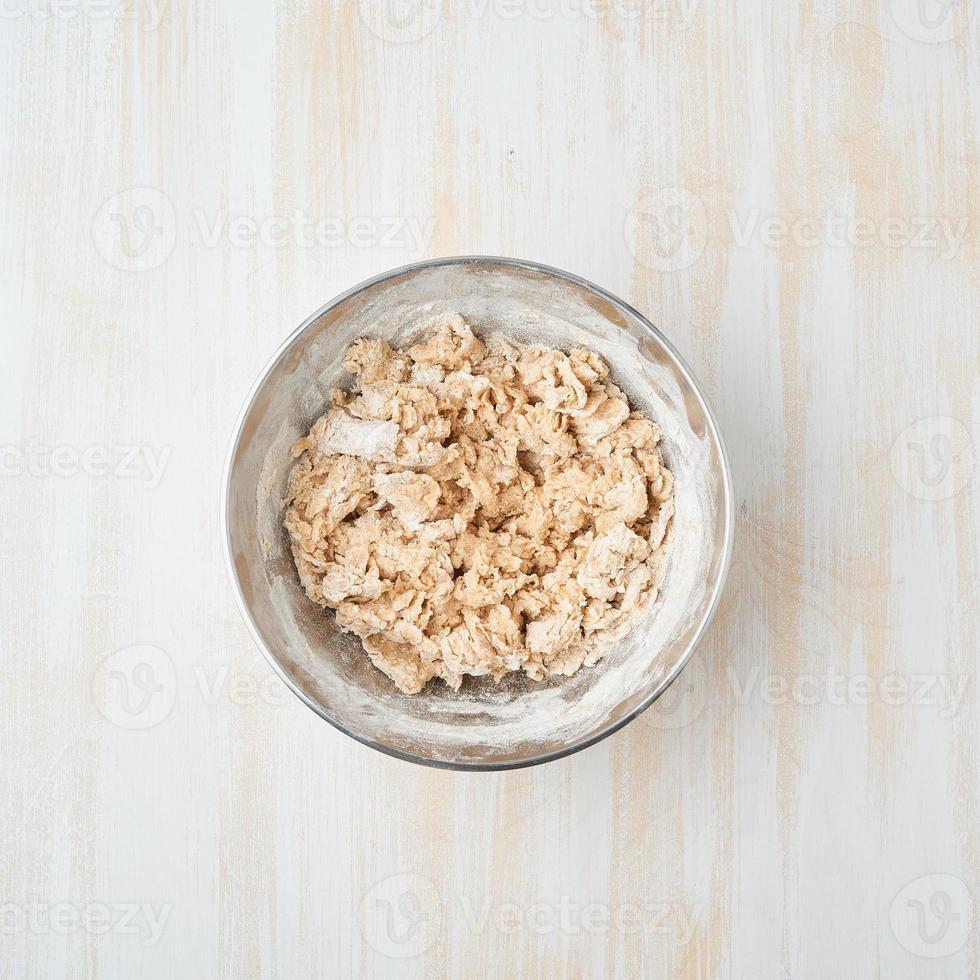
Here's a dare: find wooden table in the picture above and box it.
[2,2,977,977]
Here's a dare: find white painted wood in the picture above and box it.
[1,2,977,977]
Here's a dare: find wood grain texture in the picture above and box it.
[1,1,977,977]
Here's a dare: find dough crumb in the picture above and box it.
[283,314,674,694]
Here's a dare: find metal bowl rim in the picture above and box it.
[220,254,735,771]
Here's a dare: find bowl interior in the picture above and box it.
[225,259,730,768]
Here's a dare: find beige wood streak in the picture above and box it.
[0,1,976,978]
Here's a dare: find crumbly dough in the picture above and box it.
[283,314,675,694]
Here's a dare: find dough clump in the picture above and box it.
[284,315,674,694]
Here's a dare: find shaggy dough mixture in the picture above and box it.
[284,314,674,694]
